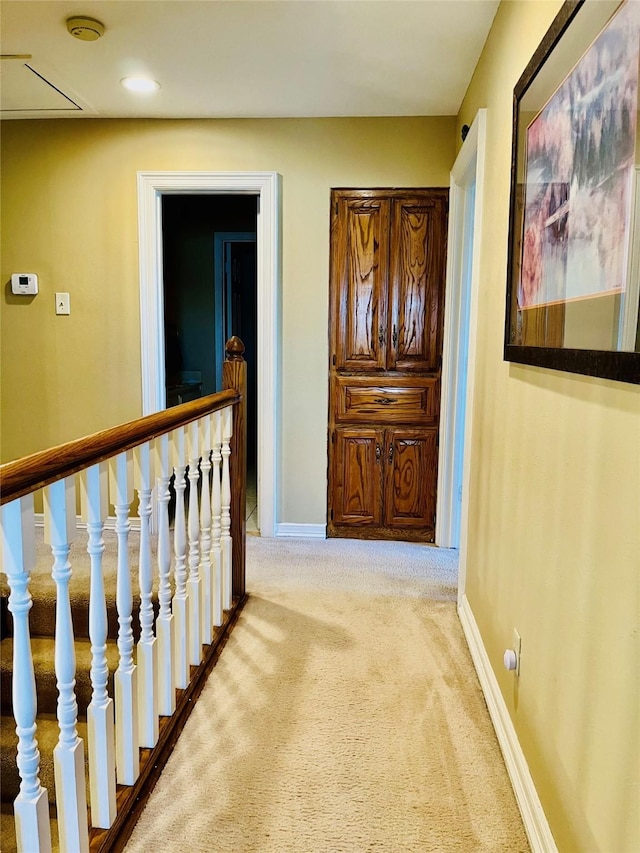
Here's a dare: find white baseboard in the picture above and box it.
[275,523,326,539]
[457,594,557,853]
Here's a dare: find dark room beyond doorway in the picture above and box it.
[162,194,258,528]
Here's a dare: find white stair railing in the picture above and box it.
[134,441,159,749]
[109,451,139,786]
[0,337,247,852]
[211,410,224,627]
[1,494,52,853]
[199,417,213,646]
[171,426,190,690]
[220,405,233,612]
[44,477,90,853]
[80,462,117,829]
[186,421,203,667]
[155,432,176,716]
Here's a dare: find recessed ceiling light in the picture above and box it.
[121,77,160,94]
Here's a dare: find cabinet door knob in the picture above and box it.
[388,443,394,464]
[378,324,385,346]
[375,443,382,462]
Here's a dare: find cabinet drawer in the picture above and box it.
[333,377,439,424]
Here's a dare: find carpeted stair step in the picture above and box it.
[0,713,88,806]
[26,590,124,642]
[0,592,155,644]
[0,527,158,642]
[1,636,120,717]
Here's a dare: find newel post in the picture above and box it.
[222,336,247,599]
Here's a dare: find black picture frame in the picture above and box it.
[504,0,640,384]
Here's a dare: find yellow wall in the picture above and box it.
[458,2,639,851]
[0,116,455,523]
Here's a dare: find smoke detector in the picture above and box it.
[66,16,105,41]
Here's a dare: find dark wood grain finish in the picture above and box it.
[328,426,437,541]
[333,375,439,424]
[332,428,384,526]
[390,196,448,371]
[384,428,437,531]
[327,188,448,542]
[326,521,435,543]
[0,390,240,506]
[223,336,247,599]
[335,199,390,371]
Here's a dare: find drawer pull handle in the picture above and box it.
[374,397,395,405]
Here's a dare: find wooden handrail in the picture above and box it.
[0,389,241,506]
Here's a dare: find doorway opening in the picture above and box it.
[137,170,281,538]
[162,194,258,530]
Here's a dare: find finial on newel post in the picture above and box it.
[222,337,247,600]
[225,336,245,362]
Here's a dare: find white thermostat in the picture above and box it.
[11,273,38,295]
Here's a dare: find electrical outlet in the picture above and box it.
[513,628,522,676]
[55,292,70,315]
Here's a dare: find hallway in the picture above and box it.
[125,537,529,852]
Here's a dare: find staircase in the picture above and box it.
[0,338,248,852]
[1,546,123,850]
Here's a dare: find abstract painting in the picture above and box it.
[518,0,639,310]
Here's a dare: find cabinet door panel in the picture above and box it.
[384,428,437,531]
[333,199,390,371]
[332,428,384,525]
[389,196,447,371]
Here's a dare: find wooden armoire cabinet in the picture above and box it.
[327,188,448,542]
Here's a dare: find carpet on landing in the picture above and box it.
[125,536,529,853]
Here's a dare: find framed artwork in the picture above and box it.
[505,0,640,384]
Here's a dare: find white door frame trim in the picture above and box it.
[436,110,486,598]
[137,170,282,538]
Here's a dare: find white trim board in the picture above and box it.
[436,110,486,599]
[137,171,282,538]
[458,594,558,853]
[275,523,327,539]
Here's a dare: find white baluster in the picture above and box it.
[171,427,190,689]
[43,478,89,853]
[210,411,223,627]
[220,405,233,612]
[1,495,52,853]
[154,433,175,716]
[134,442,159,748]
[108,452,139,786]
[198,416,213,645]
[80,464,117,829]
[186,421,202,666]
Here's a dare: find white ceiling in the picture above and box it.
[0,0,499,120]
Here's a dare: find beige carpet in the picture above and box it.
[125,537,530,853]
